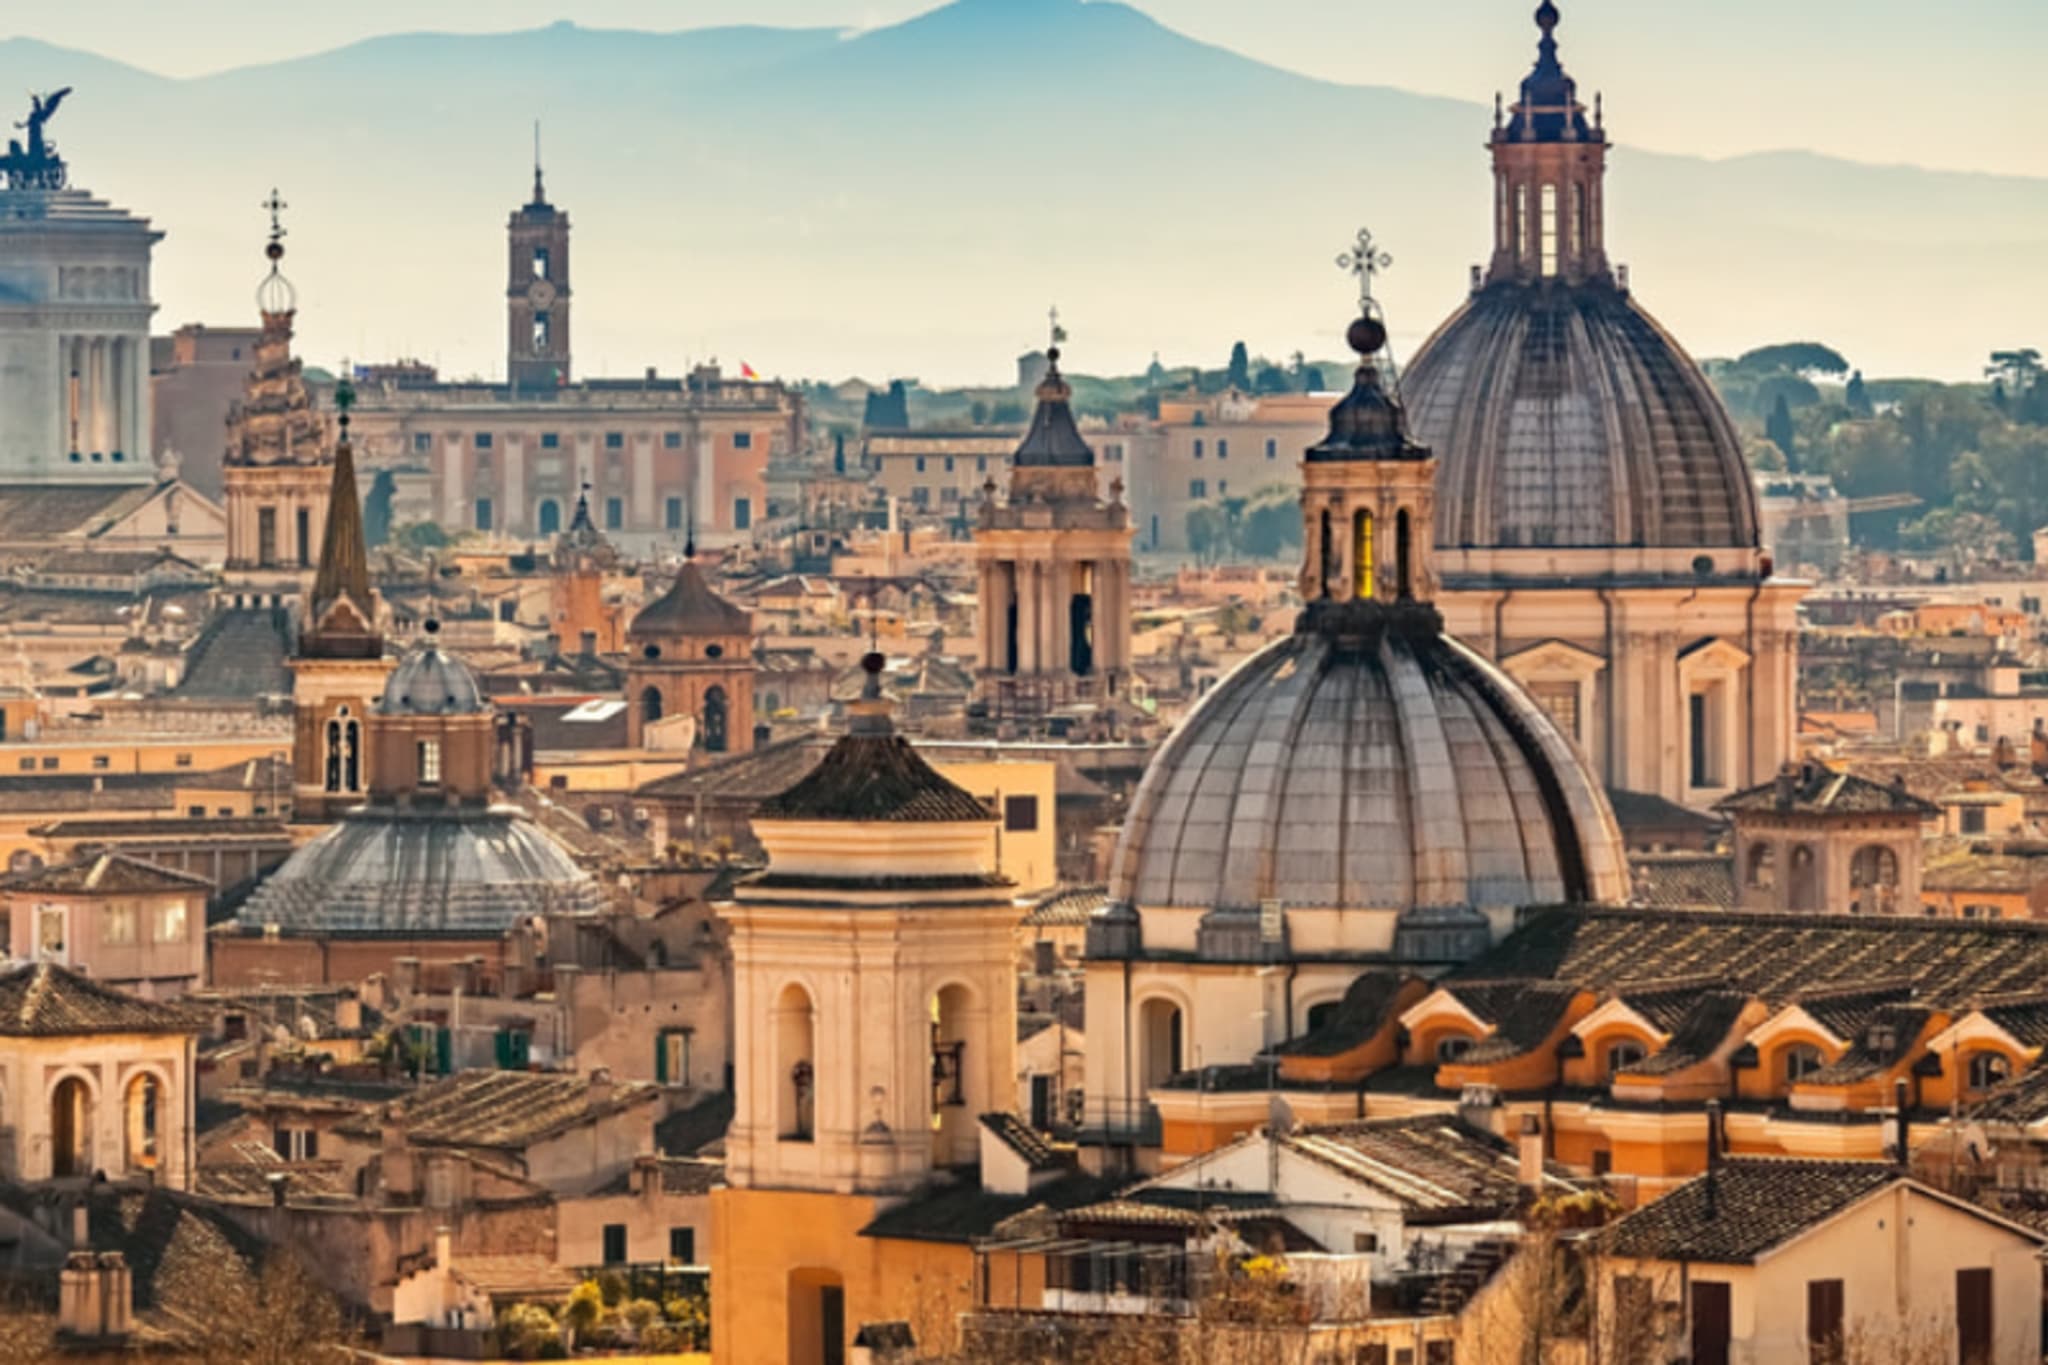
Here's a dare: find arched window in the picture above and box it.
[1352,510,1375,601]
[1788,844,1820,912]
[537,499,561,536]
[1850,846,1899,888]
[1435,1036,1472,1064]
[702,686,730,754]
[640,686,663,726]
[1968,1052,2011,1092]
[1395,509,1413,599]
[1069,563,1095,678]
[1318,508,1334,598]
[776,984,815,1141]
[1540,183,1559,276]
[125,1073,161,1173]
[324,718,342,793]
[1782,1043,1825,1086]
[1606,1040,1647,1075]
[1746,843,1776,890]
[1139,998,1184,1089]
[342,718,360,792]
[50,1077,91,1178]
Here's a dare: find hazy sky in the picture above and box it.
[9,0,2043,178]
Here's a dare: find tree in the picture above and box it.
[363,469,396,546]
[1240,486,1305,559]
[156,1245,361,1365]
[1253,366,1290,395]
[1301,366,1327,391]
[392,520,450,554]
[1227,341,1252,391]
[1766,394,1797,463]
[1733,342,1850,379]
[1985,347,2042,398]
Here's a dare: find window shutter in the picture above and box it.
[655,1031,670,1084]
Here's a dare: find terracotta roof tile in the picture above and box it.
[1603,1160,1902,1263]
[0,961,201,1036]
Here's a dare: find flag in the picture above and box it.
[740,362,759,380]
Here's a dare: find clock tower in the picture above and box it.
[507,152,570,392]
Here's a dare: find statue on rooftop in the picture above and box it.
[2,87,72,191]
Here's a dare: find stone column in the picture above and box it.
[503,436,525,532]
[1016,562,1039,677]
[86,337,104,456]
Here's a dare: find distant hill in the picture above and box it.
[2,0,2041,386]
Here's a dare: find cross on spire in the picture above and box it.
[1337,227,1393,316]
[1048,305,1067,351]
[262,188,288,249]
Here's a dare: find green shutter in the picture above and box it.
[655,1031,670,1084]
[435,1027,452,1076]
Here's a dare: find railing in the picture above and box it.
[1072,1097,1161,1148]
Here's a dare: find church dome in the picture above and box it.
[628,559,751,640]
[1109,615,1627,914]
[1405,284,1758,551]
[379,636,484,716]
[238,807,606,936]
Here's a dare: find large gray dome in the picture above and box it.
[1109,619,1627,913]
[239,807,605,936]
[1404,283,1758,552]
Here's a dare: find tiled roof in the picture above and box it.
[1023,885,1106,927]
[1798,983,1916,1042]
[1618,991,1751,1077]
[1603,1161,1908,1263]
[1985,996,2048,1049]
[0,961,201,1036]
[0,482,162,537]
[452,1254,580,1299]
[1454,982,1581,1064]
[1457,908,2048,1014]
[1275,970,1412,1058]
[755,732,991,824]
[172,608,293,700]
[2,852,213,896]
[592,1157,724,1197]
[860,1170,1119,1245]
[1800,1003,1932,1084]
[1716,763,1939,818]
[347,1071,659,1150]
[1606,787,1720,833]
[628,560,751,638]
[634,736,831,803]
[655,1090,733,1158]
[1275,1116,1574,1220]
[1967,1061,2048,1125]
[980,1113,1065,1172]
[1923,840,2048,893]
[1628,853,1735,910]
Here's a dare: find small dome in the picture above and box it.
[380,641,484,716]
[1110,622,1627,914]
[1405,285,1759,551]
[629,560,751,639]
[239,808,605,936]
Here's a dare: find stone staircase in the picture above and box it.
[1417,1237,1516,1317]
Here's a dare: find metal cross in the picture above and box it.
[1048,305,1067,349]
[1337,228,1392,313]
[262,188,288,246]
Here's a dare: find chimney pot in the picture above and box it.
[1517,1115,1545,1192]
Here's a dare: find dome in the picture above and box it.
[629,560,751,640]
[1404,284,1758,552]
[1109,615,1627,915]
[238,807,606,936]
[380,641,484,716]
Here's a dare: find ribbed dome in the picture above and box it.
[239,808,606,936]
[379,643,484,716]
[1404,283,1758,551]
[1109,617,1627,913]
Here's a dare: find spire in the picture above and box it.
[1012,310,1094,470]
[1501,0,1597,144]
[256,188,296,323]
[305,375,379,657]
[530,120,548,208]
[1312,230,1427,464]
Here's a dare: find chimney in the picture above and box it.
[434,1225,452,1271]
[587,1066,614,1107]
[1703,1100,1723,1220]
[1774,764,1797,810]
[1517,1114,1545,1195]
[578,630,597,657]
[98,1254,131,1337]
[69,1203,87,1250]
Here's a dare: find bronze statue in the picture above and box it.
[2,87,71,191]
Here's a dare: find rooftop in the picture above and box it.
[341,1069,658,1150]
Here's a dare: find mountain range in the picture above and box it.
[2,0,2040,387]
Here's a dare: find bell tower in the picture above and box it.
[507,138,571,392]
[973,321,1134,722]
[1484,0,1611,287]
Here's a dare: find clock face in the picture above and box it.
[527,278,557,310]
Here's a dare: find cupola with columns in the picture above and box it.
[1485,0,1611,288]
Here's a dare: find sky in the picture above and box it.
[6,0,2043,178]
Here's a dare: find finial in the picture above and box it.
[334,369,355,438]
[1337,227,1393,323]
[262,188,287,261]
[1048,304,1067,360]
[860,648,885,701]
[1494,92,1505,131]
[1536,0,1560,38]
[683,490,696,562]
[256,188,296,316]
[531,120,546,205]
[1595,91,1603,131]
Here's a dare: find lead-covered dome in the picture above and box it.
[239,807,606,936]
[1109,615,1627,914]
[379,637,484,716]
[1404,284,1759,551]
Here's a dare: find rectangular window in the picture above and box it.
[1266,438,1278,460]
[90,755,108,771]
[532,315,549,350]
[669,1227,695,1265]
[474,498,494,532]
[664,431,682,449]
[540,431,559,449]
[1004,794,1039,832]
[657,1030,691,1086]
[1540,183,1560,275]
[1217,439,1228,460]
[605,497,624,530]
[104,904,137,946]
[412,432,432,454]
[257,506,278,566]
[1808,1278,1845,1364]
[605,432,624,450]
[154,901,188,944]
[666,497,684,530]
[475,432,494,450]
[734,432,753,450]
[1425,1345,1454,1365]
[734,497,752,531]
[1961,807,1988,835]
[1688,689,1715,788]
[911,486,930,508]
[41,757,57,771]
[915,456,927,473]
[1352,1232,1379,1254]
[943,456,955,473]
[532,246,549,279]
[1190,479,1206,499]
[36,907,63,959]
[15,758,29,772]
[1532,682,1581,743]
[418,739,442,786]
[1193,439,1204,459]
[1957,1267,1992,1365]
[602,1224,628,1266]
[174,752,193,768]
